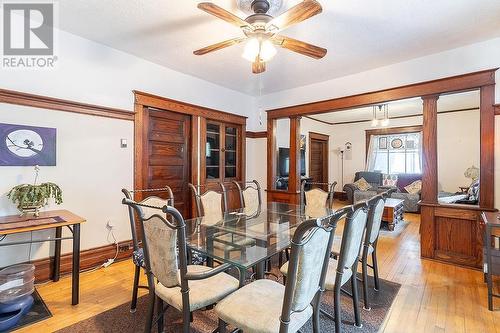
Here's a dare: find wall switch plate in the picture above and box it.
[120,139,127,148]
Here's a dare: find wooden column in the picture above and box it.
[480,84,495,209]
[420,94,439,259]
[288,116,302,200]
[421,95,439,203]
[267,118,277,192]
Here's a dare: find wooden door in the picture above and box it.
[146,109,191,218]
[309,132,329,191]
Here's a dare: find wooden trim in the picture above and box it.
[495,104,500,115]
[133,90,246,125]
[246,131,267,138]
[421,95,439,204]
[32,240,134,283]
[480,85,495,209]
[288,116,301,197]
[191,115,200,186]
[0,88,134,121]
[267,118,277,193]
[307,107,479,126]
[308,132,329,188]
[365,125,423,157]
[267,68,497,119]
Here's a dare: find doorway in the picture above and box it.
[308,132,329,191]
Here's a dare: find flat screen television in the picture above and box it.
[278,147,306,177]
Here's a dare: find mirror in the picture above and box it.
[275,118,291,190]
[436,90,480,205]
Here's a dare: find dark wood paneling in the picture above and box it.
[0,88,133,121]
[421,95,439,204]
[266,190,300,204]
[288,116,302,194]
[246,131,267,138]
[420,205,435,259]
[266,69,497,119]
[309,132,329,190]
[134,90,246,125]
[32,240,133,283]
[146,109,191,218]
[480,84,495,209]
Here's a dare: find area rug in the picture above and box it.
[55,276,400,333]
[8,289,52,332]
[379,220,410,238]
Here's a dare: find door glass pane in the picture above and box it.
[225,166,236,178]
[206,123,220,180]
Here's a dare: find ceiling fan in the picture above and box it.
[193,0,327,74]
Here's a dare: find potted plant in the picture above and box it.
[7,166,63,217]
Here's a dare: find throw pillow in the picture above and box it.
[404,180,422,194]
[354,177,371,191]
[467,180,480,201]
[383,174,398,187]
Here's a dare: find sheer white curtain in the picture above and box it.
[365,136,380,171]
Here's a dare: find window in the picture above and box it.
[366,132,422,174]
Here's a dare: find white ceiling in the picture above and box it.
[58,0,500,95]
[309,90,480,124]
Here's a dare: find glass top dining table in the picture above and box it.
[184,202,335,285]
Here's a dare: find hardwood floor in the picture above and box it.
[18,211,500,332]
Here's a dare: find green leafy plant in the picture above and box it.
[6,166,63,216]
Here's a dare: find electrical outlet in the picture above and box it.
[118,244,130,253]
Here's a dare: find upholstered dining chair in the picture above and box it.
[232,179,262,216]
[122,198,239,333]
[216,208,350,333]
[300,180,338,210]
[188,183,227,223]
[122,187,174,313]
[282,202,369,332]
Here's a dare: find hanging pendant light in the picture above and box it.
[381,104,390,126]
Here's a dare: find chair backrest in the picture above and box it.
[122,199,189,292]
[300,180,337,209]
[280,208,350,324]
[232,180,262,215]
[365,194,385,245]
[122,187,174,251]
[188,183,227,221]
[337,202,369,271]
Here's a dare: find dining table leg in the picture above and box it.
[53,226,62,282]
[255,261,266,280]
[237,267,246,288]
[72,223,81,305]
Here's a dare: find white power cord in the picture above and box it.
[103,221,119,268]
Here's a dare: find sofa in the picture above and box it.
[343,171,422,212]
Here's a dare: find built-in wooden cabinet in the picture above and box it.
[203,120,242,183]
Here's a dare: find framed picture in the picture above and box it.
[378,137,387,149]
[0,123,56,166]
[391,138,404,149]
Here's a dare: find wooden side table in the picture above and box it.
[0,210,85,305]
[382,198,404,231]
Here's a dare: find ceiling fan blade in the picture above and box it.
[198,2,254,31]
[266,0,322,32]
[252,58,266,74]
[273,35,327,59]
[193,37,247,55]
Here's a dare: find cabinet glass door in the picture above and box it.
[206,123,220,179]
[225,126,237,178]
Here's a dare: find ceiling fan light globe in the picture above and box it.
[242,38,260,62]
[260,39,277,61]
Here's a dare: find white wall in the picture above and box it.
[0,104,133,266]
[245,138,267,203]
[0,28,257,265]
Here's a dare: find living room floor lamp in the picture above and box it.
[339,142,352,188]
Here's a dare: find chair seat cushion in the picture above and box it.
[215,279,312,333]
[132,248,145,267]
[155,265,239,312]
